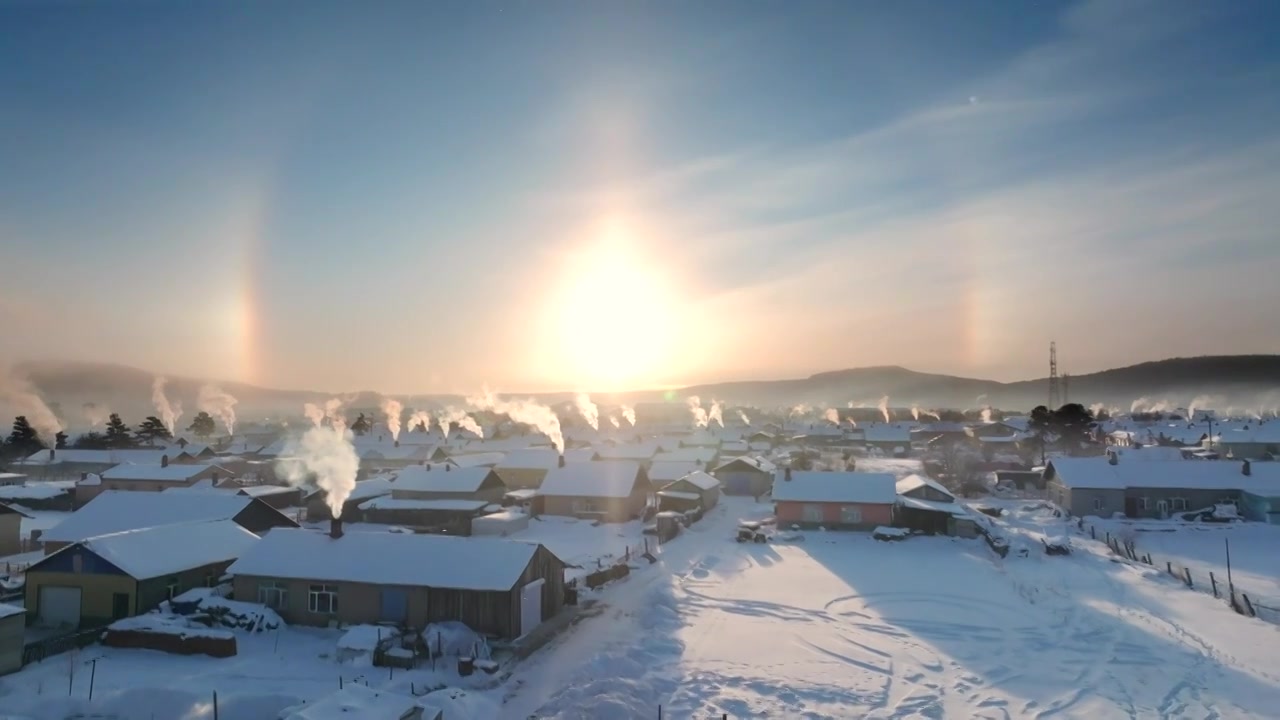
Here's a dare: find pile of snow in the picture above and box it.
[337,624,396,652]
[108,614,234,640]
[170,587,283,632]
[280,685,422,720]
[872,526,909,540]
[421,621,489,660]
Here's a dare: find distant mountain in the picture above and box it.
[9,355,1280,429]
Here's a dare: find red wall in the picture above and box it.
[775,501,893,527]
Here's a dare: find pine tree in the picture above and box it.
[72,431,109,449]
[6,416,43,457]
[55,431,68,449]
[350,412,371,436]
[135,416,173,445]
[187,411,216,439]
[104,413,136,449]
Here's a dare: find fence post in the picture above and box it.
[1242,593,1257,617]
[213,691,219,720]
[1184,568,1193,588]
[1167,561,1173,575]
[1210,571,1218,598]
[1091,526,1096,540]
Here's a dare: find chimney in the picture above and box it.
[49,448,55,461]
[558,454,566,468]
[1243,460,1252,477]
[330,517,344,539]
[161,454,169,468]
[445,463,451,472]
[1107,450,1118,466]
[785,467,793,481]
[394,440,400,448]
[80,472,88,481]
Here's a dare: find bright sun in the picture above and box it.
[548,221,678,389]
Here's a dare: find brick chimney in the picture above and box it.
[161,454,169,468]
[394,440,400,448]
[558,454,566,468]
[49,448,55,462]
[1107,450,1118,466]
[445,463,451,472]
[330,517,344,539]
[785,467,793,481]
[1243,460,1252,477]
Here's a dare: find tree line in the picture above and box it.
[1,411,221,461]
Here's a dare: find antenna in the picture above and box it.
[1048,341,1060,409]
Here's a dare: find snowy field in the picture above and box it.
[1083,517,1280,607]
[504,498,1280,719]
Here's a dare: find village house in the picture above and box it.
[538,460,650,523]
[283,685,436,720]
[656,471,721,513]
[0,473,27,487]
[1208,423,1280,460]
[712,456,776,497]
[0,502,29,556]
[24,520,260,629]
[894,475,977,537]
[861,425,913,457]
[652,447,719,465]
[12,448,192,482]
[228,524,566,640]
[591,443,660,468]
[0,604,23,676]
[1045,455,1280,520]
[356,465,504,534]
[38,490,297,554]
[494,447,563,490]
[771,468,897,530]
[76,459,231,505]
[0,482,74,511]
[646,461,703,487]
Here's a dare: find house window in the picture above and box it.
[840,506,862,525]
[309,584,339,614]
[1156,500,1169,516]
[204,572,219,588]
[1137,497,1148,511]
[1092,497,1103,511]
[257,581,289,610]
[1171,498,1187,511]
[72,555,83,574]
[802,504,823,523]
[165,578,180,600]
[571,499,599,513]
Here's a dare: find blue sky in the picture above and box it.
[3,0,1279,394]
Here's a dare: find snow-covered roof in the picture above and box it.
[0,472,28,483]
[0,483,71,500]
[0,603,24,621]
[100,463,222,482]
[898,496,969,516]
[538,461,643,498]
[862,425,912,443]
[592,443,659,461]
[393,466,496,494]
[442,451,505,468]
[674,470,720,491]
[713,456,776,474]
[360,497,488,512]
[17,449,177,466]
[770,471,897,504]
[307,476,395,503]
[496,447,562,470]
[0,502,31,518]
[647,461,702,483]
[61,520,260,580]
[237,484,298,498]
[41,490,257,544]
[651,447,718,464]
[895,474,954,500]
[657,490,700,501]
[282,685,421,720]
[228,528,548,591]
[1048,457,1280,493]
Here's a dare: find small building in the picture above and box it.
[305,476,394,522]
[24,520,260,629]
[894,475,976,537]
[494,447,563,490]
[771,469,896,530]
[0,603,23,676]
[656,471,721,513]
[471,510,531,537]
[391,466,507,504]
[538,461,650,523]
[77,460,230,506]
[862,425,913,457]
[0,502,30,557]
[13,448,192,482]
[39,490,297,554]
[358,497,489,535]
[1045,456,1280,519]
[228,525,565,640]
[0,473,27,487]
[591,442,660,467]
[712,456,776,497]
[647,461,703,487]
[234,483,303,510]
[0,482,74,511]
[651,447,719,466]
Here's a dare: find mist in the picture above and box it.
[574,393,599,430]
[467,388,562,452]
[0,368,62,443]
[197,385,239,434]
[380,397,403,441]
[151,376,182,435]
[276,409,358,518]
[686,396,709,428]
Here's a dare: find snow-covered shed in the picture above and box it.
[24,520,259,629]
[228,526,565,640]
[656,470,721,512]
[494,447,563,490]
[391,465,506,503]
[712,455,777,496]
[537,460,650,523]
[771,469,897,530]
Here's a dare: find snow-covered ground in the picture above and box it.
[507,515,647,582]
[1083,516,1280,608]
[502,497,1280,718]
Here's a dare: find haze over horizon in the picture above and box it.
[4,0,1280,396]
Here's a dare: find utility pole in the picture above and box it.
[1048,341,1061,409]
[1203,412,1214,451]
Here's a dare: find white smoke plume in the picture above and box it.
[437,406,483,438]
[380,398,404,441]
[303,402,326,427]
[708,400,724,428]
[686,396,709,428]
[197,385,239,435]
[574,393,599,430]
[467,388,561,451]
[277,423,359,518]
[620,405,636,426]
[0,369,62,443]
[738,410,751,425]
[980,406,993,423]
[82,402,108,428]
[323,398,345,425]
[609,415,620,429]
[911,405,920,421]
[1130,397,1150,414]
[877,396,891,423]
[1089,402,1106,418]
[823,407,839,424]
[151,377,183,434]
[976,394,988,405]
[409,410,432,433]
[920,408,940,421]
[1187,394,1217,420]
[790,403,810,418]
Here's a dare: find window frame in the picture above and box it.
[839,505,863,525]
[257,580,289,610]
[165,577,180,601]
[1171,497,1187,511]
[308,583,339,614]
[802,503,823,523]
[1092,497,1104,511]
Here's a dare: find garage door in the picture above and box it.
[38,586,82,628]
[519,579,545,638]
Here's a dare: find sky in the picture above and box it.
[3,0,1280,395]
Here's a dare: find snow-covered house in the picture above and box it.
[646,461,703,486]
[861,425,913,457]
[227,525,565,639]
[39,490,297,554]
[0,502,29,556]
[494,447,563,490]
[651,447,719,466]
[0,603,23,676]
[656,470,721,512]
[771,469,897,530]
[304,476,395,522]
[1209,423,1280,459]
[537,461,650,523]
[1045,456,1280,519]
[591,443,660,467]
[894,475,975,537]
[24,520,260,629]
[78,461,231,505]
[391,466,506,504]
[712,456,776,497]
[12,448,190,482]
